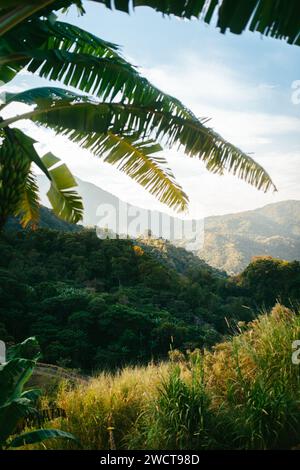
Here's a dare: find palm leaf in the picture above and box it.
[73,131,189,211]
[9,428,79,448]
[0,17,120,83]
[1,1,300,47]
[1,20,197,122]
[7,337,40,361]
[95,0,300,46]
[5,86,83,107]
[8,49,166,105]
[4,89,189,211]
[20,389,41,402]
[0,1,80,36]
[0,1,55,37]
[15,171,40,228]
[1,127,83,224]
[0,398,35,446]
[0,358,36,406]
[3,96,275,193]
[9,128,51,178]
[41,151,83,223]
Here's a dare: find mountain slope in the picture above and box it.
[36,175,300,274]
[200,201,300,273]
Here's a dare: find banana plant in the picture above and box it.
[1,1,299,46]
[0,4,277,229]
[0,337,77,449]
[0,126,83,229]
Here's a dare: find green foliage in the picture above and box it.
[139,362,217,450]
[1,1,299,47]
[38,305,300,450]
[0,228,255,370]
[41,151,83,223]
[0,337,77,449]
[1,228,299,372]
[236,256,300,309]
[0,127,82,228]
[0,5,276,229]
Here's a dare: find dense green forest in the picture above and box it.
[0,229,299,372]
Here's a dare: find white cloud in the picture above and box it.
[142,53,300,151]
[142,53,281,110]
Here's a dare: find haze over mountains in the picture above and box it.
[37,175,300,274]
[200,200,300,273]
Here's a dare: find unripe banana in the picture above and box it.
[0,139,31,224]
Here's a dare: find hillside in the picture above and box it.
[136,236,226,278]
[37,176,300,274]
[2,226,299,372]
[200,200,300,273]
[0,228,262,371]
[29,305,300,450]
[5,202,224,278]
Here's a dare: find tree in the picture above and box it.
[236,256,300,308]
[0,2,276,230]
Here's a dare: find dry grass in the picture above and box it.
[26,304,300,450]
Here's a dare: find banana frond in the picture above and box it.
[8,97,276,193]
[2,127,83,224]
[0,1,81,36]
[41,151,83,223]
[0,17,119,83]
[5,86,83,107]
[95,0,300,46]
[71,131,189,212]
[15,171,40,228]
[8,50,169,105]
[8,428,79,448]
[1,20,196,121]
[3,89,189,211]
[1,1,299,47]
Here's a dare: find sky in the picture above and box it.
[2,1,300,219]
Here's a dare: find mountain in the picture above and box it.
[200,201,300,274]
[37,175,204,248]
[136,236,226,277]
[36,175,300,274]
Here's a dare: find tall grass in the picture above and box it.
[37,363,170,449]
[28,304,300,450]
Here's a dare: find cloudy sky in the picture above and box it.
[3,1,300,219]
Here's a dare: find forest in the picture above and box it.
[1,228,299,372]
[1,0,300,454]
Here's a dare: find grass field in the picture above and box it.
[26,304,300,450]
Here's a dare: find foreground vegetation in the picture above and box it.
[23,304,300,450]
[1,0,277,233]
[0,337,76,449]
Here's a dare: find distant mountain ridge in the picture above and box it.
[36,175,300,274]
[200,200,300,273]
